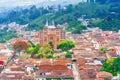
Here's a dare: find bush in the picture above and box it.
[65,51,72,58]
[58,40,75,51]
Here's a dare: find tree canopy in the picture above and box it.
[65,51,72,58]
[0,26,17,43]
[12,41,28,52]
[26,44,40,55]
[58,40,75,51]
[101,56,120,76]
[35,44,54,58]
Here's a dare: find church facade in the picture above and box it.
[39,22,66,49]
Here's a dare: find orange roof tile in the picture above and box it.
[96,72,113,78]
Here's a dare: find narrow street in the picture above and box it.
[72,62,81,80]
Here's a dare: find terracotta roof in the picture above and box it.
[0,55,10,61]
[39,65,68,71]
[35,59,73,79]
[22,75,34,80]
[0,73,25,80]
[8,65,24,71]
[96,72,113,78]
[79,69,96,80]
[39,59,72,66]
[77,58,102,80]
[77,58,87,66]
[35,70,73,78]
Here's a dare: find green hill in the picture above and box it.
[26,2,120,33]
[0,2,120,43]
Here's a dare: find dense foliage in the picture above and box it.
[0,2,120,38]
[27,3,109,31]
[0,6,49,24]
[94,18,120,31]
[35,44,54,58]
[26,41,60,59]
[0,27,17,43]
[65,51,72,58]
[26,40,74,59]
[26,43,40,57]
[27,2,120,32]
[58,40,75,51]
[101,56,120,76]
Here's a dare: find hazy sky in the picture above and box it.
[0,0,44,7]
[0,0,86,8]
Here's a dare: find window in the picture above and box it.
[40,72,45,76]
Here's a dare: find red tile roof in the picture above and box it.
[39,65,68,71]
[96,72,113,79]
[0,73,25,80]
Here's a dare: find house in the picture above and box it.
[77,58,102,80]
[34,59,74,80]
[0,73,25,80]
[0,64,25,80]
[0,49,14,66]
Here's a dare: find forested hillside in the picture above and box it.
[0,26,17,42]
[0,1,120,43]
[0,1,120,34]
[0,6,49,24]
[27,2,120,33]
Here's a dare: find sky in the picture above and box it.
[0,0,44,7]
[0,0,86,8]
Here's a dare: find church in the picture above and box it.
[39,21,66,49]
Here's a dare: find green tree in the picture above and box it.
[72,25,86,34]
[58,40,75,51]
[26,44,40,57]
[35,44,54,58]
[65,51,72,58]
[113,56,120,75]
[48,41,54,48]
[101,58,115,75]
[101,56,120,76]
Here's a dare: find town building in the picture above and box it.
[0,58,74,80]
[39,21,66,49]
